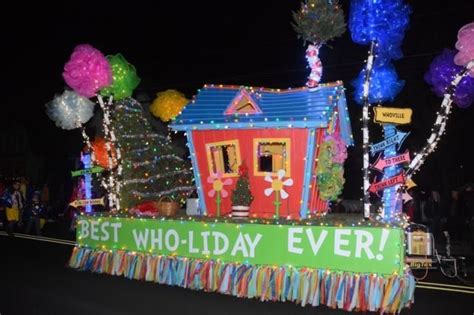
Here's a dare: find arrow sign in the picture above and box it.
[402,191,413,203]
[373,107,412,125]
[69,198,105,207]
[371,150,411,172]
[369,173,405,194]
[370,131,410,156]
[71,166,104,177]
[405,178,417,190]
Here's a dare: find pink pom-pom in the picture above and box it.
[454,22,474,77]
[63,44,113,97]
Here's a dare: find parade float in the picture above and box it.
[45,0,474,312]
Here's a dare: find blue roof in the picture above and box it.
[170,82,354,146]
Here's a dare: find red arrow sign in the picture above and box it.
[369,173,406,194]
[371,150,411,172]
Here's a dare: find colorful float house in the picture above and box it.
[71,82,415,313]
[170,81,353,218]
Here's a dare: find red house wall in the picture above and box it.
[192,129,309,218]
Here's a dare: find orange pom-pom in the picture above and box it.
[90,138,117,169]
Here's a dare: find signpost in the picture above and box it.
[71,166,104,177]
[373,107,412,125]
[370,131,409,155]
[70,198,105,207]
[369,173,405,194]
[371,150,410,172]
[371,107,412,219]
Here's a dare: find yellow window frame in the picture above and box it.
[253,138,291,177]
[205,139,241,178]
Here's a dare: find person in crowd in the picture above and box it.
[331,198,346,213]
[3,180,25,236]
[0,175,7,230]
[403,189,418,222]
[41,183,50,207]
[20,177,28,202]
[425,190,442,239]
[463,183,474,251]
[25,191,46,235]
[447,189,467,242]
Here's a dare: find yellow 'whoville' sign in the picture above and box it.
[373,107,412,125]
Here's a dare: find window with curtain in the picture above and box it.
[206,140,241,177]
[253,138,291,176]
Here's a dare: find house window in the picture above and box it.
[224,89,263,115]
[253,138,291,176]
[205,140,241,177]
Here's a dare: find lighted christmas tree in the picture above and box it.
[111,98,195,210]
[231,162,253,218]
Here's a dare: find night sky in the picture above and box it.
[2,0,473,200]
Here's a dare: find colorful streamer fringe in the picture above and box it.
[69,247,415,313]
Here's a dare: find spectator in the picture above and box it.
[0,175,6,230]
[25,191,46,235]
[425,190,442,238]
[4,180,25,236]
[20,177,28,202]
[447,190,467,242]
[331,198,346,213]
[41,183,50,206]
[462,184,474,251]
[403,189,417,222]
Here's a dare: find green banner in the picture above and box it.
[71,166,104,177]
[77,216,405,275]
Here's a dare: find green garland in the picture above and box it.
[292,0,346,45]
[317,140,345,201]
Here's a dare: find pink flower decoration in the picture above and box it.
[207,172,233,198]
[324,135,348,164]
[63,44,113,97]
[454,22,474,77]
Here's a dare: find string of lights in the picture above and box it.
[132,155,184,167]
[405,60,474,180]
[123,169,192,185]
[97,95,120,211]
[361,42,376,219]
[132,185,196,198]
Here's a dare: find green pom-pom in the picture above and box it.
[101,54,140,100]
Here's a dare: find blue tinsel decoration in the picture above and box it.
[349,0,411,61]
[352,63,405,104]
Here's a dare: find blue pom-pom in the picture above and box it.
[349,0,411,61]
[352,63,405,104]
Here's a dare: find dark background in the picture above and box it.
[1,0,473,207]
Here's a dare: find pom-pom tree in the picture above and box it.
[406,35,474,181]
[47,44,142,212]
[292,0,346,87]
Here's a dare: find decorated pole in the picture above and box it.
[81,153,93,213]
[97,94,118,211]
[349,0,411,220]
[306,44,323,88]
[411,23,474,180]
[381,125,402,218]
[361,42,376,219]
[406,60,474,179]
[99,53,141,212]
[372,107,412,219]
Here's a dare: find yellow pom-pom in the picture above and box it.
[150,90,188,122]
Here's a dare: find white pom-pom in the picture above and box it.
[46,90,95,130]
